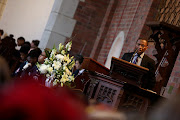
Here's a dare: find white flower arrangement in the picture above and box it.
[37,41,75,87]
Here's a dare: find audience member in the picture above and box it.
[0,36,16,64]
[19,44,31,62]
[29,40,40,51]
[87,99,127,120]
[147,94,180,120]
[34,47,42,57]
[0,29,4,41]
[73,54,85,77]
[20,49,40,79]
[24,41,31,46]
[16,37,25,50]
[0,77,87,120]
[12,45,31,77]
[0,57,11,87]
[38,48,49,64]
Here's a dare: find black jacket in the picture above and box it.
[122,52,156,90]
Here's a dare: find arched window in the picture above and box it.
[105,31,125,69]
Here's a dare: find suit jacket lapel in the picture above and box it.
[127,52,134,62]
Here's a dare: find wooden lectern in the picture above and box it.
[74,57,162,112]
[110,57,149,87]
[73,57,110,92]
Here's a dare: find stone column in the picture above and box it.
[0,0,7,20]
[40,0,84,49]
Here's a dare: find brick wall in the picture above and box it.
[164,52,180,97]
[97,0,154,64]
[69,0,110,57]
[140,0,162,58]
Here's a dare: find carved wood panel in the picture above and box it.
[147,22,180,94]
[94,81,123,108]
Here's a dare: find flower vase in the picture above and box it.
[45,77,53,88]
[45,72,55,87]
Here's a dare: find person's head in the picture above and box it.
[148,94,180,120]
[34,48,42,57]
[24,41,31,47]
[0,57,10,86]
[17,37,25,46]
[75,54,84,70]
[38,48,49,64]
[31,40,40,48]
[0,29,4,37]
[135,38,148,55]
[27,50,39,65]
[19,44,30,61]
[9,34,14,39]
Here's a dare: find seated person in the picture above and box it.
[0,56,11,87]
[16,37,25,50]
[24,41,31,47]
[29,40,40,52]
[0,77,87,120]
[34,47,42,57]
[12,45,32,77]
[19,44,31,62]
[73,54,85,77]
[122,38,156,90]
[0,35,17,67]
[0,29,4,41]
[20,49,40,80]
[11,44,30,75]
[38,48,49,64]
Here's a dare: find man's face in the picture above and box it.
[27,56,37,65]
[38,51,46,64]
[135,39,148,55]
[75,60,81,70]
[31,42,36,48]
[20,53,27,61]
[17,39,24,46]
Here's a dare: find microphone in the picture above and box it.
[130,48,139,63]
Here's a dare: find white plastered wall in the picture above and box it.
[0,0,54,42]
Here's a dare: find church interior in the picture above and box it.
[0,0,180,120]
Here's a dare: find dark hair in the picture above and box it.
[0,29,4,35]
[24,41,31,47]
[19,44,30,54]
[34,48,42,57]
[75,54,84,64]
[9,34,14,38]
[17,37,25,42]
[136,38,148,46]
[28,49,40,59]
[32,40,40,47]
[0,57,10,86]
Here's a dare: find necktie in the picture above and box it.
[132,55,139,64]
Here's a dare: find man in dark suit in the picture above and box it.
[73,54,85,77]
[122,38,156,90]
